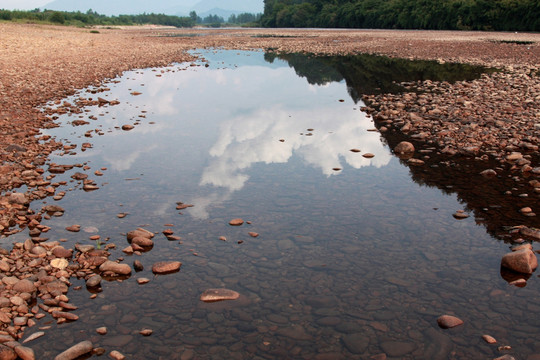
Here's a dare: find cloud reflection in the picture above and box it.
[194,100,391,219]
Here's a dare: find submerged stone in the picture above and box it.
[200,288,240,302]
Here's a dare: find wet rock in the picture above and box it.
[152,261,181,274]
[131,236,153,247]
[341,333,369,354]
[96,327,107,335]
[453,210,469,219]
[437,314,464,329]
[22,332,44,344]
[133,260,144,271]
[65,225,81,232]
[248,232,259,238]
[52,311,79,321]
[99,261,131,275]
[501,248,538,274]
[275,325,313,341]
[14,345,35,360]
[54,340,93,360]
[139,329,153,336]
[380,341,417,357]
[121,124,134,131]
[86,275,102,288]
[0,345,17,360]
[362,153,374,158]
[127,228,154,240]
[109,350,126,360]
[480,169,497,177]
[229,218,244,226]
[200,288,240,302]
[482,334,497,344]
[394,141,415,155]
[493,356,515,360]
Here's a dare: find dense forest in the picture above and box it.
[0,9,260,27]
[260,0,540,31]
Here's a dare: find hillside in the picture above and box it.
[261,0,540,31]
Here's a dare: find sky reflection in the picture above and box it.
[46,50,392,219]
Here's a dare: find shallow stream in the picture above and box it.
[7,49,540,359]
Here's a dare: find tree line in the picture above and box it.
[260,0,540,31]
[0,8,261,27]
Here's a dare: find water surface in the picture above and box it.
[12,50,540,359]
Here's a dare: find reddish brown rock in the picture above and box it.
[437,315,464,329]
[54,340,93,360]
[200,288,240,302]
[13,279,36,294]
[501,249,538,274]
[131,236,153,247]
[99,261,131,276]
[0,345,17,360]
[394,141,415,155]
[229,218,244,226]
[14,345,35,360]
[65,225,81,232]
[152,261,181,274]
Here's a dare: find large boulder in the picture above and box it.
[501,249,538,274]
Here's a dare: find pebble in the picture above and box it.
[501,248,538,274]
[109,350,126,360]
[482,334,497,344]
[437,315,464,329]
[152,261,182,274]
[200,288,240,302]
[54,340,93,360]
[229,218,244,226]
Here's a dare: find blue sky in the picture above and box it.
[0,0,50,9]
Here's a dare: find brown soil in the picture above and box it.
[1,23,539,232]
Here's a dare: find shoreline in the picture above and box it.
[0,22,539,357]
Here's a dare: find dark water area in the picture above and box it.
[265,52,497,97]
[6,50,540,359]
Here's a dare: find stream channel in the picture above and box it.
[6,49,540,359]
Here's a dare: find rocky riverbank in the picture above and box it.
[0,22,539,358]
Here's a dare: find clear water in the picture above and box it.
[10,50,540,359]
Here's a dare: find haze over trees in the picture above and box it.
[260,0,540,31]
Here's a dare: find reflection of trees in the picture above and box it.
[266,52,493,101]
[268,51,535,243]
[380,129,540,243]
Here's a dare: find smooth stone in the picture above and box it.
[14,345,35,360]
[109,350,126,360]
[380,341,417,357]
[437,315,464,329]
[13,279,36,294]
[131,236,153,247]
[482,334,497,344]
[152,261,181,274]
[50,258,69,270]
[54,340,93,360]
[102,335,132,347]
[362,153,374,158]
[501,249,538,274]
[85,275,102,288]
[99,261,131,275]
[275,325,313,340]
[0,345,16,360]
[341,333,369,354]
[229,218,244,226]
[200,288,240,302]
[394,141,415,154]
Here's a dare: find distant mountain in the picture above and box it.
[41,0,263,16]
